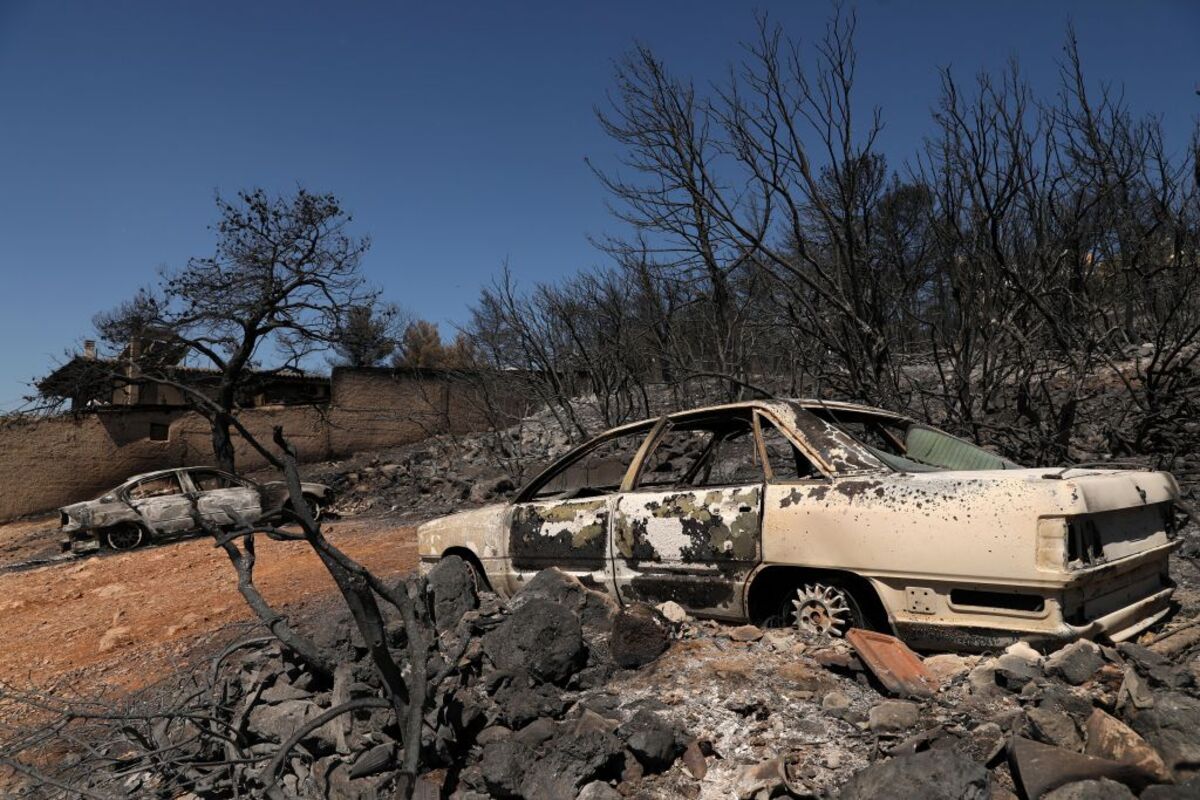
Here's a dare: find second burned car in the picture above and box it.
[419,400,1182,652]
[60,466,333,554]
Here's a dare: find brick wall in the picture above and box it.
[0,368,496,520]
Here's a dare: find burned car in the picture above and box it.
[60,466,332,554]
[419,400,1181,651]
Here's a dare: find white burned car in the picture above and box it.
[419,400,1182,651]
[60,466,332,554]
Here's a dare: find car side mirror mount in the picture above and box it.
[101,494,117,503]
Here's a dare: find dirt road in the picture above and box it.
[0,517,418,695]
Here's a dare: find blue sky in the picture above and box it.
[0,1,1196,409]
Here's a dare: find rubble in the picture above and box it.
[40,550,1200,800]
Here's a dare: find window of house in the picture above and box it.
[128,474,183,500]
[148,422,170,441]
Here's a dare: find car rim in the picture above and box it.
[107,525,144,550]
[793,583,853,636]
[305,498,321,522]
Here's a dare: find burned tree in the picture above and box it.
[90,188,377,473]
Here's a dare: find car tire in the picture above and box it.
[286,495,322,524]
[105,523,144,551]
[791,581,869,637]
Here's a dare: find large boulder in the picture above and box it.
[515,568,618,631]
[837,748,990,800]
[482,598,585,684]
[609,604,672,669]
[428,555,479,633]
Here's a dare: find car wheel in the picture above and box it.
[105,524,145,551]
[792,582,867,637]
[287,495,322,524]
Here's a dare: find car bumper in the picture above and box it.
[60,531,100,555]
[890,551,1175,652]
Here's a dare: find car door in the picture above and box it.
[185,469,263,527]
[611,410,766,620]
[125,472,195,535]
[505,420,661,593]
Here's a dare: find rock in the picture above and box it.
[1083,708,1171,783]
[609,604,672,669]
[620,709,682,772]
[821,691,852,712]
[518,730,624,799]
[681,739,708,779]
[261,680,315,704]
[923,653,973,686]
[478,739,530,798]
[726,624,764,642]
[514,717,560,749]
[656,601,690,624]
[1005,641,1044,665]
[735,757,795,800]
[1118,666,1157,711]
[868,700,920,734]
[995,652,1042,691]
[1026,706,1083,751]
[428,555,479,632]
[837,747,990,800]
[348,742,396,779]
[1140,776,1200,798]
[1124,691,1200,779]
[247,699,330,746]
[97,625,132,653]
[469,475,514,504]
[1045,640,1104,686]
[516,568,618,631]
[965,722,1007,765]
[493,680,571,728]
[576,781,622,800]
[1042,779,1137,799]
[967,663,1003,697]
[1007,736,1154,799]
[482,598,585,684]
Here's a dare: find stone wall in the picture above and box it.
[0,367,495,521]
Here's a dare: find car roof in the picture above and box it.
[118,466,224,487]
[661,397,910,423]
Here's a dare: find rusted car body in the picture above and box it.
[419,400,1181,651]
[60,467,332,554]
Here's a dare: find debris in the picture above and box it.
[1026,706,1083,751]
[1083,709,1171,784]
[681,739,709,780]
[868,700,921,734]
[846,628,937,698]
[1008,736,1155,799]
[726,624,764,643]
[1042,778,1138,799]
[734,757,798,800]
[1123,691,1200,778]
[482,598,585,684]
[427,555,479,632]
[1045,640,1104,686]
[836,747,990,800]
[656,600,690,625]
[609,603,672,669]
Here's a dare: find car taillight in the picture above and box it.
[1036,518,1068,571]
